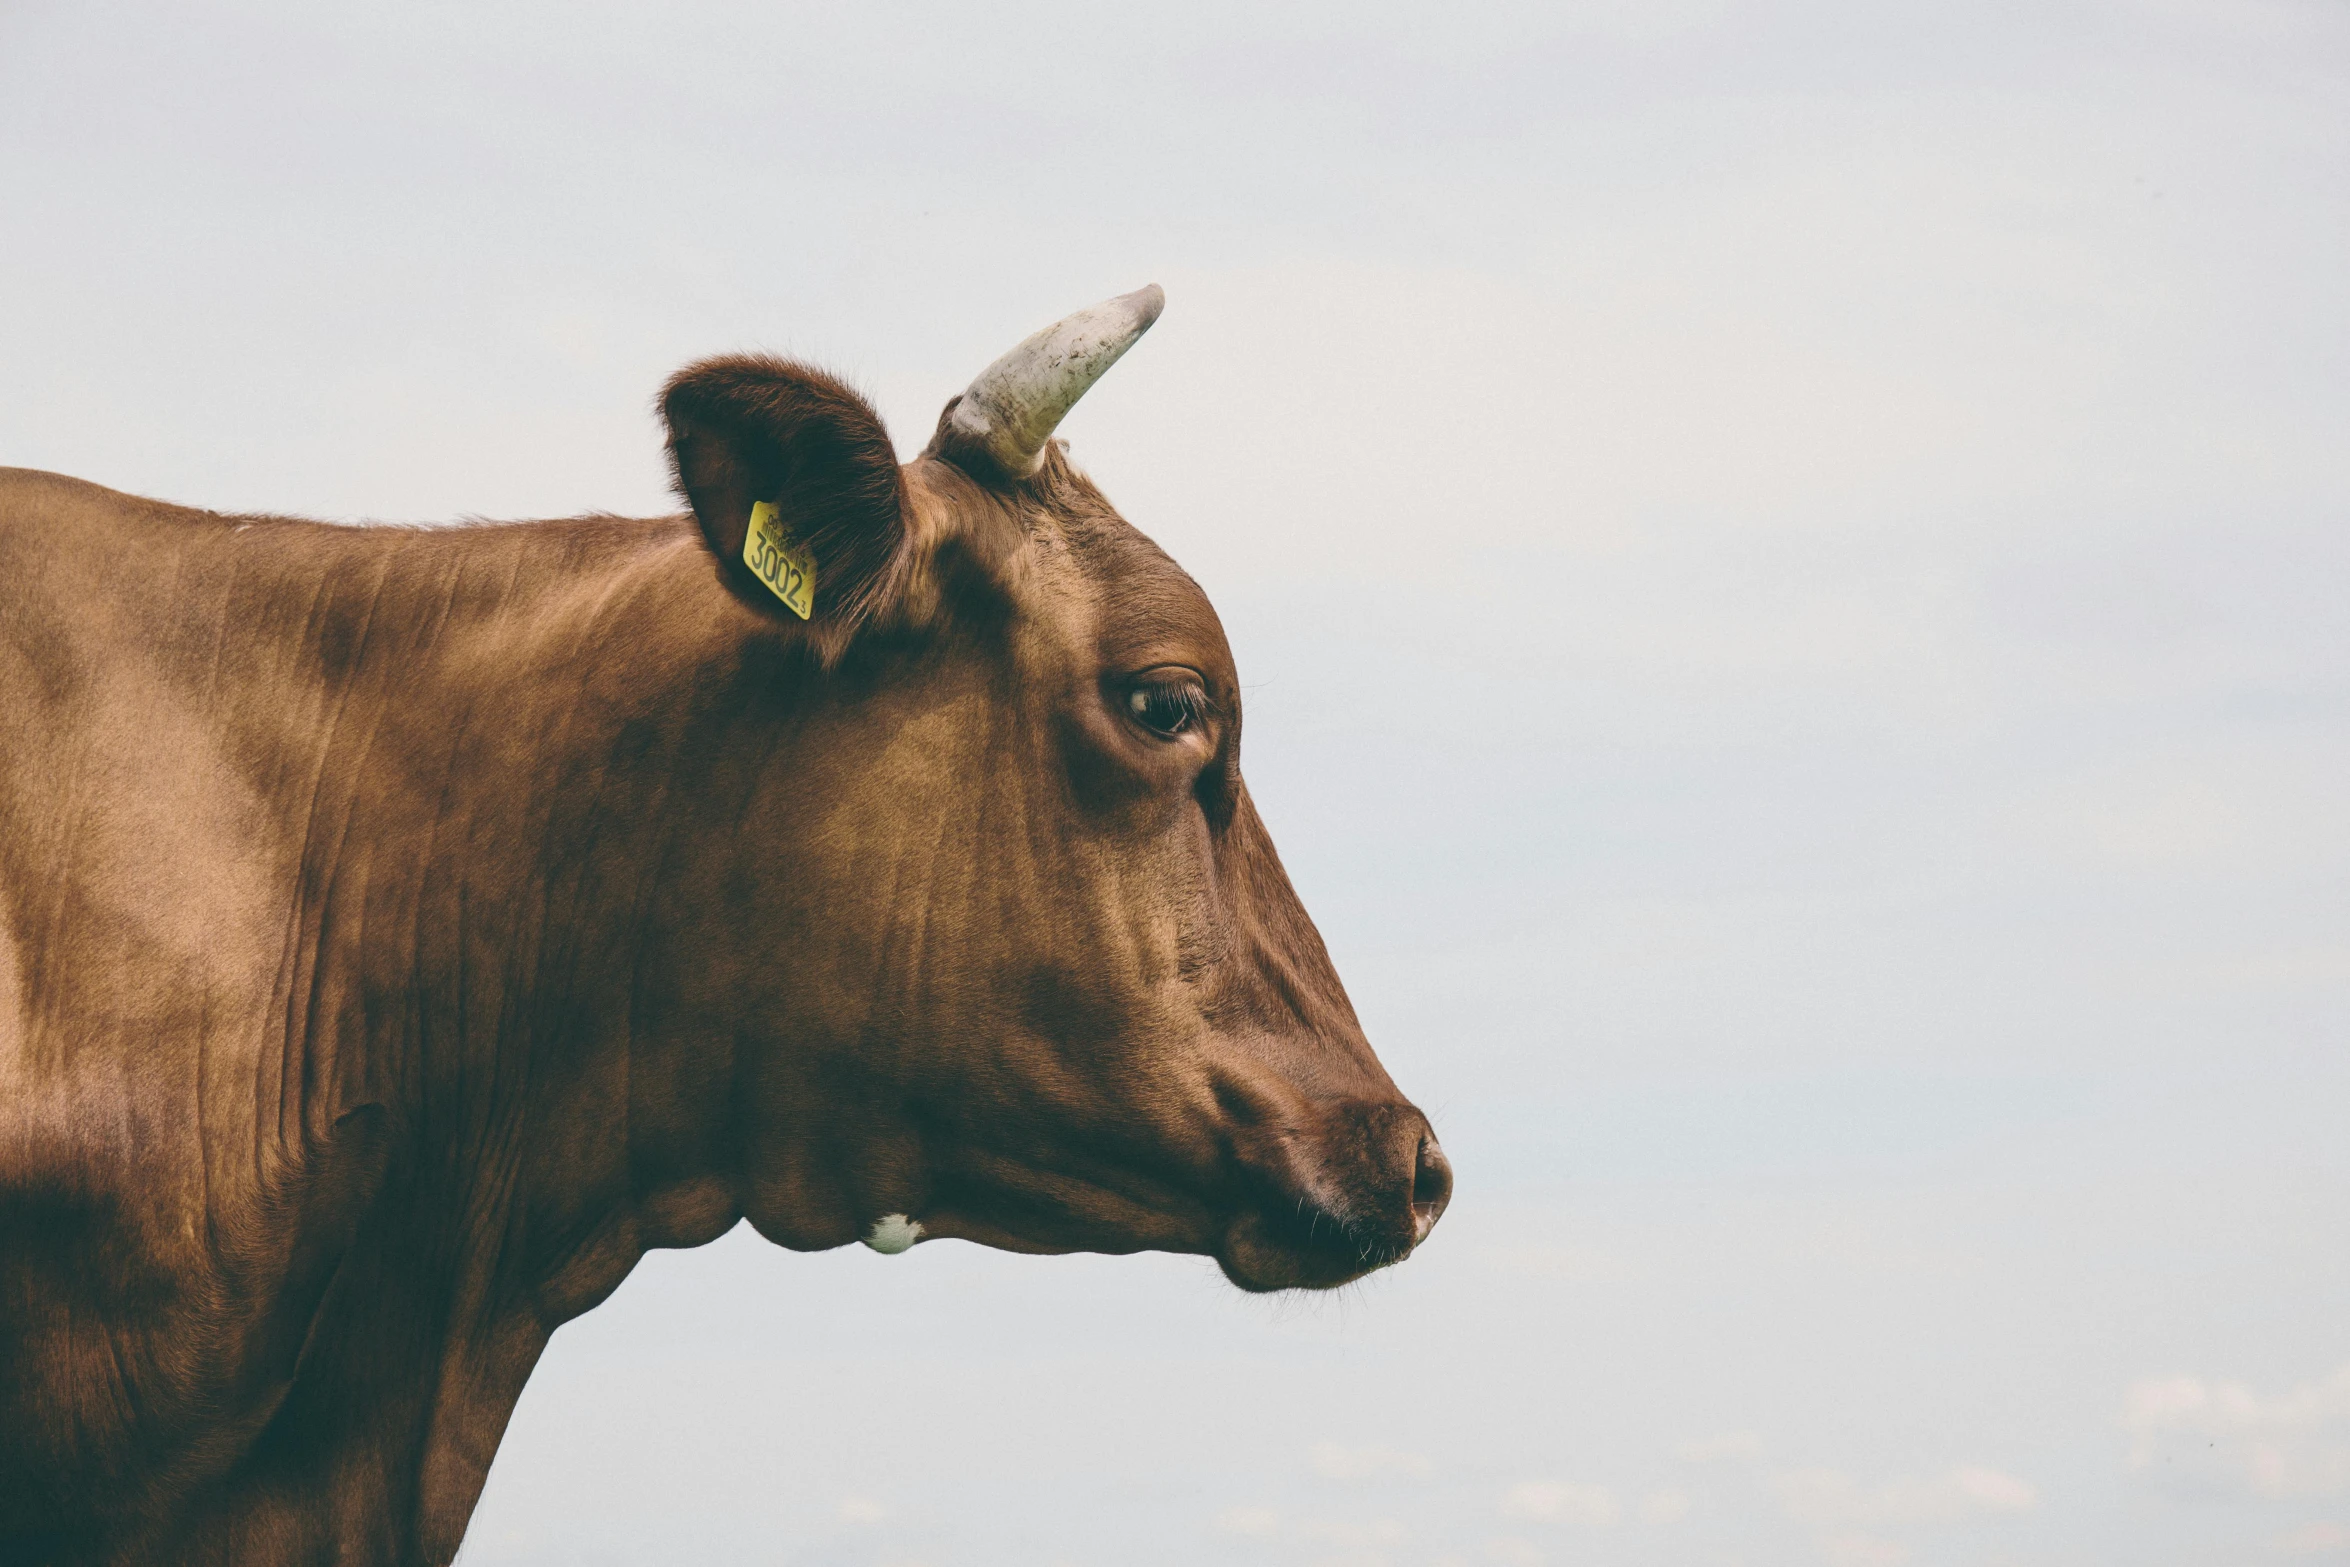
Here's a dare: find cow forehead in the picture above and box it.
[1061,509,1235,687]
[906,454,1236,689]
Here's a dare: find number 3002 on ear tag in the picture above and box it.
[742,501,816,620]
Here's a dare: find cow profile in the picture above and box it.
[0,288,1452,1566]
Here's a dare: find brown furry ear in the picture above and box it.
[661,357,909,634]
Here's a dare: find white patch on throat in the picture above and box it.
[862,1213,924,1254]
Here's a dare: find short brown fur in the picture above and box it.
[0,342,1447,1566]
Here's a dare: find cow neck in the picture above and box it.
[211,511,795,1270]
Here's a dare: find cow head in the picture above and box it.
[653,288,1448,1291]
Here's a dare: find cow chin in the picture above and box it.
[916,1203,1417,1292]
[1214,1208,1420,1293]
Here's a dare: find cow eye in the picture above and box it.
[1120,670,1211,738]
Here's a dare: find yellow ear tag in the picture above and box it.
[742,501,816,620]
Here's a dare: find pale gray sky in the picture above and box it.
[4,3,2346,1564]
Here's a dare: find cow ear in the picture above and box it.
[661,356,910,635]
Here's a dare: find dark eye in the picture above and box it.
[1121,671,1211,738]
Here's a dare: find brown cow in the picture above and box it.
[0,288,1450,1566]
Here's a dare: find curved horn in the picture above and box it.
[934,284,1164,481]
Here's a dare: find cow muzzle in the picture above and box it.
[1217,1099,1453,1293]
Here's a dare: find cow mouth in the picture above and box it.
[875,1116,1451,1292]
[1214,1125,1453,1293]
[911,1195,1426,1292]
[1215,1208,1421,1292]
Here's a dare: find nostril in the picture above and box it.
[1412,1138,1451,1208]
[1410,1134,1453,1243]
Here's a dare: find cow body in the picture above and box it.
[0,292,1448,1565]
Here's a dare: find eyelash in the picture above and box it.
[1123,677,1212,737]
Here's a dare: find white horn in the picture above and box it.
[936,284,1164,480]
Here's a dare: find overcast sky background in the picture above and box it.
[4,3,2347,1564]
